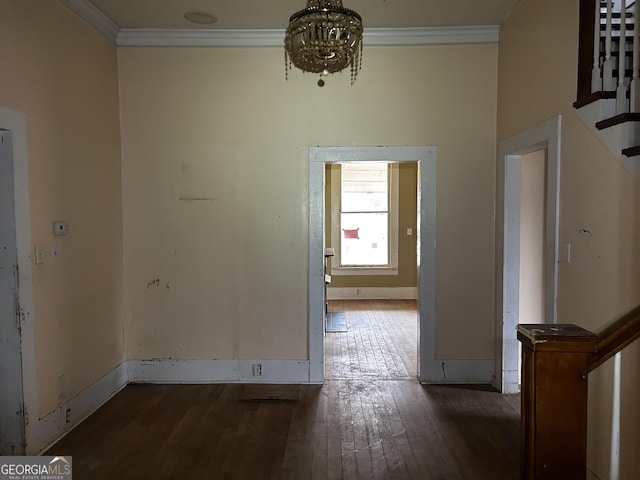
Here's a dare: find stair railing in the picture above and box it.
[516,304,640,479]
[578,0,639,113]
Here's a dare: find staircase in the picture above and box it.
[575,0,640,178]
[517,305,640,478]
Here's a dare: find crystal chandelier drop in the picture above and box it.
[285,0,363,86]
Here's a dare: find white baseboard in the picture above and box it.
[37,361,128,453]
[33,354,494,453]
[501,368,520,394]
[419,359,494,384]
[128,359,312,384]
[35,358,315,452]
[327,287,417,300]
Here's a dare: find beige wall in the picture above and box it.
[118,44,498,362]
[325,162,418,289]
[0,2,125,416]
[498,0,640,477]
[519,150,546,324]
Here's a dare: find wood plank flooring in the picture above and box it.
[325,300,417,380]
[45,300,520,479]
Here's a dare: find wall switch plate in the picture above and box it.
[34,246,44,265]
[51,245,60,262]
[562,243,571,263]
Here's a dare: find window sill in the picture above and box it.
[331,267,399,276]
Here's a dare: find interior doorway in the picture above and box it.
[497,116,561,394]
[322,160,418,379]
[308,146,436,383]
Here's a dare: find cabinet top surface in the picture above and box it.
[517,324,598,344]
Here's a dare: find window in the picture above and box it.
[330,162,398,275]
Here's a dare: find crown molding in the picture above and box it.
[60,0,119,43]
[116,25,499,47]
[117,29,285,47]
[60,1,500,48]
[364,26,500,46]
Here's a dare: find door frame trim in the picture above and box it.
[496,116,562,393]
[0,105,38,453]
[308,145,436,382]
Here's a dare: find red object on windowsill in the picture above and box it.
[343,228,359,239]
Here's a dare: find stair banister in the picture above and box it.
[517,303,640,479]
[586,303,640,372]
[576,0,640,159]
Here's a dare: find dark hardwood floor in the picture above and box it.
[45,300,520,479]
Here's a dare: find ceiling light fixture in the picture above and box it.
[184,11,218,25]
[284,0,363,87]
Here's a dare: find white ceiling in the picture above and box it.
[84,0,523,30]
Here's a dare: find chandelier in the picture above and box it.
[284,0,363,86]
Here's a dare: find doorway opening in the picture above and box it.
[308,146,436,383]
[324,160,417,379]
[497,116,561,394]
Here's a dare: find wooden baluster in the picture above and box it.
[604,0,616,90]
[517,324,598,480]
[631,0,640,111]
[593,0,603,91]
[617,1,629,113]
[609,351,622,480]
[602,0,614,91]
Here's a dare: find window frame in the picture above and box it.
[330,162,399,276]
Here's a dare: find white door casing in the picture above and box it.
[309,146,494,383]
[308,146,434,382]
[0,105,37,454]
[496,116,561,393]
[0,129,23,454]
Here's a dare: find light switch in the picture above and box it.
[51,245,60,262]
[407,228,413,236]
[34,246,44,265]
[562,243,571,263]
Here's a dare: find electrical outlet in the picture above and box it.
[65,408,71,423]
[252,364,262,376]
[53,221,68,236]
